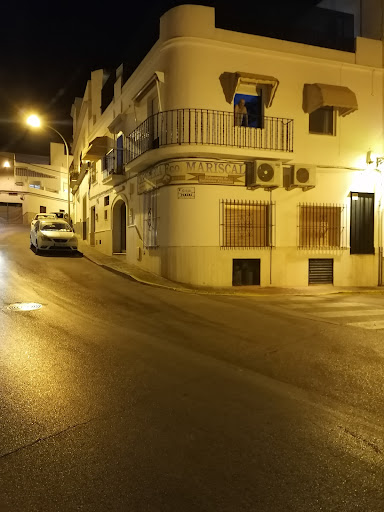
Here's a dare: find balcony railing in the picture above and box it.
[102,152,124,180]
[125,108,294,164]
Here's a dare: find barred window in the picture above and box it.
[90,162,97,184]
[299,203,347,249]
[143,190,159,248]
[220,199,275,248]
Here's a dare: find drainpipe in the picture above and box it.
[270,189,273,285]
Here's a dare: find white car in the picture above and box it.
[31,213,56,228]
[30,219,78,254]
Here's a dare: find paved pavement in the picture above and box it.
[250,293,384,331]
[2,225,384,511]
[77,237,384,297]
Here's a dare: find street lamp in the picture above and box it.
[26,114,71,224]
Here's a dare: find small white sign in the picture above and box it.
[178,187,195,199]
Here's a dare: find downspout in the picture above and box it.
[270,189,273,285]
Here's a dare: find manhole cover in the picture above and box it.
[7,302,43,311]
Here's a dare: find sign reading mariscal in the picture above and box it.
[138,159,246,194]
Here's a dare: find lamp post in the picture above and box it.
[26,115,71,224]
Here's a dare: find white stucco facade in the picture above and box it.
[0,143,72,225]
[70,4,384,287]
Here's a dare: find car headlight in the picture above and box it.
[40,234,52,241]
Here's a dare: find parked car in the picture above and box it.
[49,211,68,220]
[31,213,56,228]
[30,219,78,254]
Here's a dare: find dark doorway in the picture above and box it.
[121,203,126,252]
[350,192,374,254]
[90,206,96,246]
[0,202,22,223]
[112,199,127,254]
[232,259,260,286]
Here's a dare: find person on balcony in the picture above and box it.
[235,98,248,127]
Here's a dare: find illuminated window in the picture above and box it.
[234,93,262,128]
[309,107,335,135]
[299,203,346,248]
[220,200,274,248]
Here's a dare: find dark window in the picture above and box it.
[234,93,263,128]
[232,259,260,286]
[116,135,124,172]
[40,206,46,213]
[101,71,116,113]
[104,196,110,206]
[104,210,108,220]
[350,192,374,254]
[309,107,334,135]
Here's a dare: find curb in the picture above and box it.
[81,251,384,298]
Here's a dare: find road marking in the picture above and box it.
[288,297,326,302]
[286,301,365,309]
[347,320,384,330]
[313,309,384,318]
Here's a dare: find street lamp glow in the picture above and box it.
[25,115,71,224]
[26,115,41,128]
[3,160,10,168]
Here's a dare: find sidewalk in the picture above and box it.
[77,238,384,297]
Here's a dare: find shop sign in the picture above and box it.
[138,159,246,194]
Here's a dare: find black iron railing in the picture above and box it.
[125,109,294,163]
[102,151,125,180]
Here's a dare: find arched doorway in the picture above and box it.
[112,199,127,254]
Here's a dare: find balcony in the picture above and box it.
[102,152,125,185]
[125,108,294,164]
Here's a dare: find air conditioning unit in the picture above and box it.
[248,160,283,189]
[292,164,316,189]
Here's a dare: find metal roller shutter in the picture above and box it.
[0,202,23,224]
[309,258,333,284]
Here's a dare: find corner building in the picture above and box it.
[70,4,384,287]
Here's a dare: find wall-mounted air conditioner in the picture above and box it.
[248,160,283,189]
[291,164,316,190]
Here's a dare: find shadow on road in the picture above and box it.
[30,248,83,258]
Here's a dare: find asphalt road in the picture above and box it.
[1,225,384,511]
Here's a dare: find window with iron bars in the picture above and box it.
[143,190,159,248]
[220,199,275,248]
[90,162,97,185]
[298,203,347,249]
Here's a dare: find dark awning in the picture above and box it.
[133,71,165,104]
[303,83,358,117]
[220,72,279,107]
[83,136,112,161]
[108,114,128,135]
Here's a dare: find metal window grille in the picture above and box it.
[298,203,347,249]
[90,162,97,184]
[143,190,159,248]
[220,199,275,248]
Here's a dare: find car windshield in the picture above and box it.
[40,222,72,232]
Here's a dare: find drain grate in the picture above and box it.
[7,302,43,311]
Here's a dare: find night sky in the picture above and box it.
[1,0,322,157]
